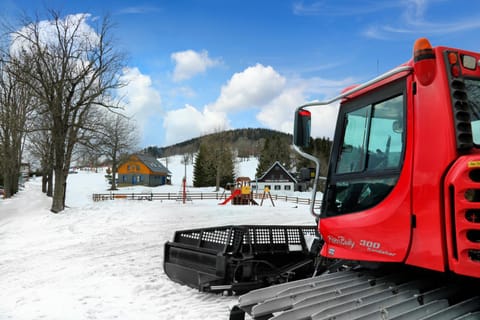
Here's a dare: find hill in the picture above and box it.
[143,128,292,158]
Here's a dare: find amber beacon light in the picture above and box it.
[413,37,437,86]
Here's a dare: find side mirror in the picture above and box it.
[293,108,311,147]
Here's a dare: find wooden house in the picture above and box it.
[254,161,297,193]
[117,154,171,187]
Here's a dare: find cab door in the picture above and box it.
[320,78,414,262]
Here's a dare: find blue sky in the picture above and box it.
[2,0,480,148]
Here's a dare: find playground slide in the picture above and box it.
[219,189,241,205]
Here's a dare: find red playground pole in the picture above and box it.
[182,177,186,204]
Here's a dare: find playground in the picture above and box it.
[218,177,275,206]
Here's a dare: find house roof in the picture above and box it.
[257,161,297,183]
[135,154,171,175]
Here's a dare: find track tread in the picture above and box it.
[231,267,480,320]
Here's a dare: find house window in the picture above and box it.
[136,165,140,171]
[274,185,281,190]
[284,185,291,191]
[127,165,131,171]
[122,175,126,182]
[138,175,142,182]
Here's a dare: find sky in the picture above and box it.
[1,0,480,148]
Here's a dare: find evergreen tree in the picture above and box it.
[218,145,235,188]
[193,141,235,188]
[255,136,292,178]
[256,137,272,178]
[193,144,210,187]
[294,136,332,191]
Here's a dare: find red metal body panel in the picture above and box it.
[319,171,412,261]
[403,47,457,272]
[444,155,480,278]
[319,46,480,277]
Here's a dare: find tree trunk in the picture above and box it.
[42,173,47,193]
[3,172,12,198]
[46,169,53,197]
[215,164,221,192]
[51,168,66,213]
[110,156,117,190]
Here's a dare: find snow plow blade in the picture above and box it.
[164,225,318,295]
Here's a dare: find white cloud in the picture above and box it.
[208,64,286,113]
[293,1,402,16]
[118,67,162,122]
[171,50,220,82]
[256,76,352,139]
[11,13,99,58]
[163,64,352,146]
[363,0,480,40]
[256,87,304,134]
[309,104,340,139]
[256,87,339,139]
[163,104,229,145]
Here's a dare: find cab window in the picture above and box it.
[325,89,405,216]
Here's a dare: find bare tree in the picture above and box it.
[97,111,139,190]
[0,58,35,198]
[7,11,126,212]
[27,127,54,196]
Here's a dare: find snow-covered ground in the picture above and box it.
[0,156,315,320]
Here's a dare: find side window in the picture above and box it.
[326,93,405,216]
[366,95,404,171]
[336,105,370,174]
[336,95,404,174]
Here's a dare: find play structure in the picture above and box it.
[219,177,258,205]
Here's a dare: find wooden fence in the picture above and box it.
[92,191,321,206]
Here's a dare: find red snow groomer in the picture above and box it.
[168,38,480,319]
[230,38,480,319]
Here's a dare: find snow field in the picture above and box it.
[0,156,314,319]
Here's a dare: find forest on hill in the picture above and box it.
[143,128,292,159]
[143,128,332,188]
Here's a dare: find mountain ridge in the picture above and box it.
[143,128,292,158]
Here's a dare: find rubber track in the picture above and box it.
[229,268,480,319]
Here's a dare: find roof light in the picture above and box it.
[448,52,458,65]
[451,65,460,77]
[462,55,477,70]
[413,37,436,86]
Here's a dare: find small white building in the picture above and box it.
[254,161,297,193]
